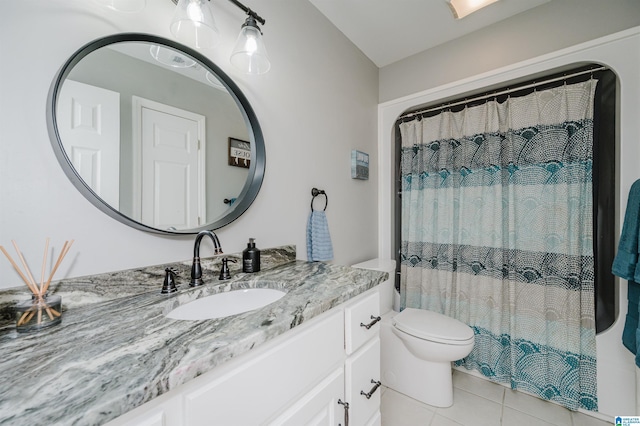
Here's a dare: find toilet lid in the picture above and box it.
[393,308,474,343]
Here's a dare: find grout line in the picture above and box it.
[500,387,506,425]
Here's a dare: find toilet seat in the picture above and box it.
[393,308,474,345]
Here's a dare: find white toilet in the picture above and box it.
[381,308,475,408]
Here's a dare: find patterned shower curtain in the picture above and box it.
[399,80,598,411]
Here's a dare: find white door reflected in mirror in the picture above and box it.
[58,80,121,208]
[133,97,206,230]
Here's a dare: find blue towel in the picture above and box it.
[612,179,640,365]
[623,281,640,354]
[306,211,334,262]
[612,181,640,281]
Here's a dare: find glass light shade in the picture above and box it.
[170,0,220,49]
[205,71,227,90]
[447,0,499,19]
[230,22,271,75]
[149,45,196,68]
[94,0,146,12]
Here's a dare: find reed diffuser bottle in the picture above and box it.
[1,238,73,333]
[15,293,62,333]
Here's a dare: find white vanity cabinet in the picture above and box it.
[271,290,382,426]
[106,287,381,426]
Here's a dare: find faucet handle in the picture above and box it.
[219,258,236,280]
[161,267,179,294]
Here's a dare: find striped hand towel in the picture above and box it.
[306,210,334,261]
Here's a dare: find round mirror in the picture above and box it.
[46,33,265,234]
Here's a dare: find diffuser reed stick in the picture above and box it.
[40,237,49,295]
[41,240,74,296]
[0,246,38,296]
[12,241,38,294]
[0,239,72,329]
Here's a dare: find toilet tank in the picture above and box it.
[352,259,397,315]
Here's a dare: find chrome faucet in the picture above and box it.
[190,230,223,287]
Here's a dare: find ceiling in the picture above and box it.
[307,0,551,68]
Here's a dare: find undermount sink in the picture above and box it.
[166,288,286,320]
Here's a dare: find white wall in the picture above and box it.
[0,0,379,290]
[380,0,640,103]
[378,28,640,418]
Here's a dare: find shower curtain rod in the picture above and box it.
[398,65,607,121]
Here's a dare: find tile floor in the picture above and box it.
[380,370,613,426]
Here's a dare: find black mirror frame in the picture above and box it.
[46,33,265,234]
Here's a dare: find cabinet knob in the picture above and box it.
[360,379,382,400]
[360,315,381,330]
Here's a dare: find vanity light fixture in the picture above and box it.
[170,0,270,75]
[205,71,227,90]
[149,45,197,68]
[447,0,499,19]
[230,15,271,75]
[170,0,220,49]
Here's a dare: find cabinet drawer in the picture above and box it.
[345,337,380,426]
[345,291,380,354]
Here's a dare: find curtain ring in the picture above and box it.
[311,188,328,211]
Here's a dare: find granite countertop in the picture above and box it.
[0,246,388,425]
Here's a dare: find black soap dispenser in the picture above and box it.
[242,238,260,273]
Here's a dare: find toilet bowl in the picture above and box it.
[381,308,474,408]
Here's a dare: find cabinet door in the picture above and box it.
[267,368,345,426]
[183,310,344,425]
[345,292,380,354]
[103,394,182,426]
[345,337,381,426]
[364,411,381,426]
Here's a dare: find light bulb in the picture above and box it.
[230,18,271,75]
[186,1,204,22]
[244,34,258,54]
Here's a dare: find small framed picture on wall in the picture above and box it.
[228,138,251,168]
[351,150,369,180]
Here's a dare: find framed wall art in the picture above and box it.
[351,150,369,180]
[228,137,251,168]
